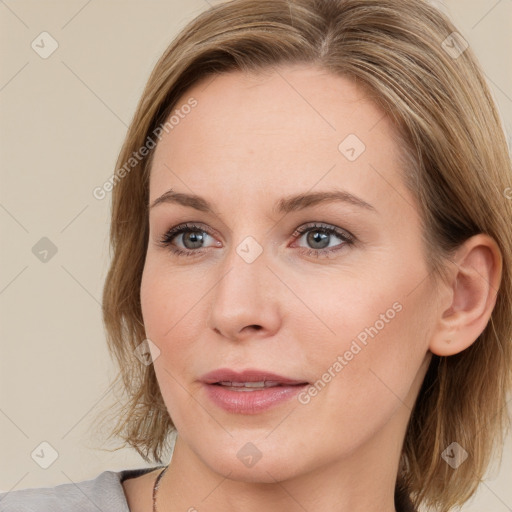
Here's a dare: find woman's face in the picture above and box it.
[141,64,439,482]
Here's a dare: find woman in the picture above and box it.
[1,0,510,511]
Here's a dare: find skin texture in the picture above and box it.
[125,64,501,512]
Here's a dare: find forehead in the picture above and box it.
[149,64,406,211]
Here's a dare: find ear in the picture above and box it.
[429,234,502,356]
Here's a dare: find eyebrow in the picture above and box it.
[149,189,377,215]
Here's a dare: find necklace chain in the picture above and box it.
[152,463,404,511]
[152,465,169,512]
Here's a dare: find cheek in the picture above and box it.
[140,263,164,340]
[140,260,197,424]
[140,256,210,390]
[300,264,435,441]
[140,256,201,342]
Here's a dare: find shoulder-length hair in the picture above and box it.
[97,1,512,510]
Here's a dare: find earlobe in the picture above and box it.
[429,234,502,357]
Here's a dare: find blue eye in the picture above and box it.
[157,222,355,259]
[291,223,355,258]
[157,223,216,257]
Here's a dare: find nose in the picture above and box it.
[206,241,282,342]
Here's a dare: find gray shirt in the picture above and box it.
[1,467,418,512]
[0,466,162,512]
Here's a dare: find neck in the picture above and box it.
[156,414,408,512]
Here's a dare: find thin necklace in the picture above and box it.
[153,464,401,512]
[152,465,169,512]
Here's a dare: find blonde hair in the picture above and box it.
[98,1,512,510]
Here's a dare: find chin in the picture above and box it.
[211,455,301,483]
[193,437,313,484]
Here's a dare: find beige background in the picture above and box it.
[0,0,511,510]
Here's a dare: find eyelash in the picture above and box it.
[157,222,356,259]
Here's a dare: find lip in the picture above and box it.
[200,368,307,385]
[200,368,309,414]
